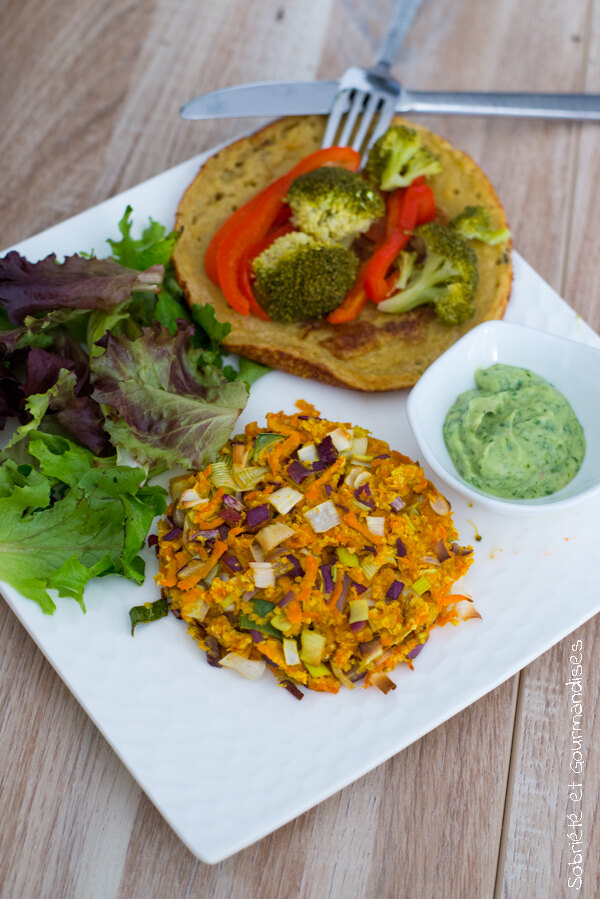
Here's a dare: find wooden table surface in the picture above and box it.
[1,1,599,896]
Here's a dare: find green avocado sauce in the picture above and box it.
[443,364,586,499]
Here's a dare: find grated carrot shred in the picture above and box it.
[343,510,384,544]
[305,456,345,501]
[178,540,227,591]
[297,554,319,607]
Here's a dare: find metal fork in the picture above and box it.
[321,0,423,158]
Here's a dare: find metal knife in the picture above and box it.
[180,80,600,122]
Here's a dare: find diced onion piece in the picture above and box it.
[327,426,353,452]
[354,470,370,488]
[210,460,237,490]
[344,466,364,488]
[249,562,275,588]
[422,555,441,566]
[219,653,266,680]
[304,500,341,533]
[169,474,194,501]
[269,486,303,515]
[250,542,265,562]
[256,521,295,553]
[455,599,482,621]
[351,436,368,458]
[370,672,397,695]
[434,539,451,562]
[360,559,380,581]
[178,488,207,508]
[176,558,204,578]
[283,638,301,666]
[234,466,269,490]
[187,599,207,621]
[297,442,318,462]
[330,663,356,689]
[366,515,385,537]
[349,599,369,624]
[300,630,326,666]
[358,637,383,663]
[429,494,450,515]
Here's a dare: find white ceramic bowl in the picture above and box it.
[406,321,600,514]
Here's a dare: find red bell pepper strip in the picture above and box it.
[206,146,361,292]
[327,251,381,324]
[363,177,436,303]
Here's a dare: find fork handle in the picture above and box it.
[374,0,424,73]
[400,89,600,120]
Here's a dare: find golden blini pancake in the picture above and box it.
[174,116,512,391]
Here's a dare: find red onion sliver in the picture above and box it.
[222,554,243,573]
[220,506,242,524]
[190,528,218,539]
[407,641,426,660]
[223,493,244,512]
[350,620,366,632]
[336,574,351,611]
[284,554,305,578]
[317,435,338,465]
[249,630,264,643]
[163,526,183,541]
[281,680,304,700]
[320,563,334,594]
[390,496,405,512]
[396,537,407,557]
[287,460,311,483]
[386,579,405,601]
[246,503,271,529]
[278,590,295,607]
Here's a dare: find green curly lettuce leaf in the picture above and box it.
[0,432,166,613]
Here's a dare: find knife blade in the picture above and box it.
[180,80,600,122]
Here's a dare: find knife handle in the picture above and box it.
[401,90,600,120]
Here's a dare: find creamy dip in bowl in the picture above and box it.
[407,321,600,514]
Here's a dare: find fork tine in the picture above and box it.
[365,97,396,152]
[351,92,381,156]
[338,90,367,147]
[321,90,350,148]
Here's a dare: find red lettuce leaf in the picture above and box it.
[0,251,163,324]
[0,362,24,427]
[91,321,248,469]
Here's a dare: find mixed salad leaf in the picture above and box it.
[92,322,248,470]
[0,207,268,614]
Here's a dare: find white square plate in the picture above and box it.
[2,150,600,863]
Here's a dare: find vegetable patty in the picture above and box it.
[156,404,475,697]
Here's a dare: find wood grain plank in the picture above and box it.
[499,1,600,895]
[499,619,600,899]
[0,606,142,899]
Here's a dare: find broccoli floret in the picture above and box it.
[285,166,385,243]
[252,231,359,323]
[451,205,511,246]
[364,125,442,191]
[378,223,478,325]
